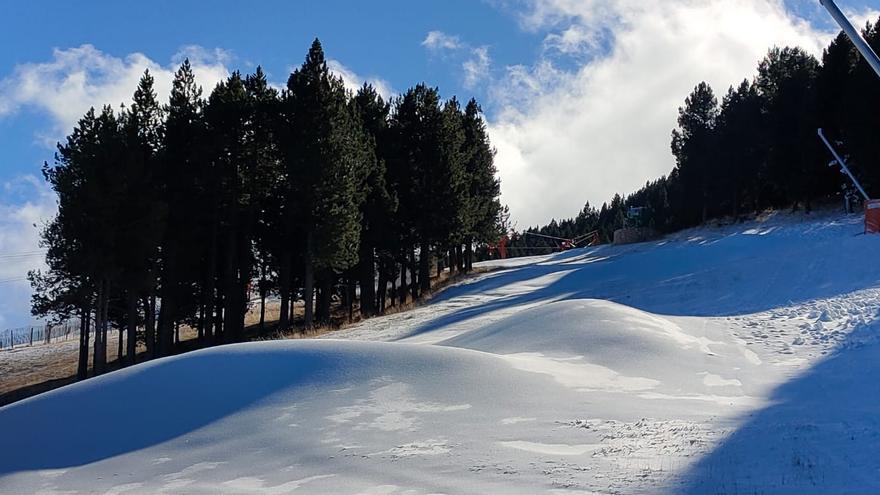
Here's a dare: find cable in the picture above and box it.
[0,250,47,259]
[0,254,46,263]
[521,232,572,242]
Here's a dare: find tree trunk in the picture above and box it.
[376,260,388,315]
[358,244,376,318]
[303,230,315,328]
[157,296,173,357]
[316,272,332,324]
[93,281,106,374]
[419,241,431,294]
[197,303,205,341]
[102,284,109,367]
[222,224,239,343]
[279,250,292,330]
[142,296,155,359]
[126,291,137,366]
[117,322,124,365]
[77,307,90,380]
[409,247,419,301]
[202,212,218,343]
[259,286,267,333]
[347,277,355,322]
[234,210,254,340]
[214,287,224,342]
[390,271,398,308]
[398,260,407,306]
[732,188,739,219]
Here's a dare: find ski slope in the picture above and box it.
[2,210,880,494]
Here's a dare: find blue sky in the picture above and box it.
[0,0,539,181]
[1,0,879,328]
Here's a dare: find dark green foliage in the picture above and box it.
[352,83,396,317]
[755,47,824,209]
[715,81,764,216]
[508,21,880,258]
[462,99,502,244]
[671,81,717,225]
[285,39,369,325]
[18,38,495,375]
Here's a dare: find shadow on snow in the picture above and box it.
[673,319,880,494]
[0,344,352,475]
[399,223,880,341]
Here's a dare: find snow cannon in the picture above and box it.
[818,129,878,234]
[866,200,880,234]
[820,0,880,80]
[819,1,880,233]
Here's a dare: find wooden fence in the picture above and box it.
[0,321,81,350]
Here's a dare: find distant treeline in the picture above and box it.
[509,22,880,253]
[30,39,503,379]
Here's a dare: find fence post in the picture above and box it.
[30,327,34,346]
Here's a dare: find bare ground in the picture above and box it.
[0,267,488,407]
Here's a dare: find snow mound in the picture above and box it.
[441,299,764,404]
[0,340,606,493]
[4,209,880,493]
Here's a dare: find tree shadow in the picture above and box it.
[674,318,880,494]
[397,225,880,341]
[0,342,349,476]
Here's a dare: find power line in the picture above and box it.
[521,232,572,242]
[0,250,47,259]
[0,254,45,262]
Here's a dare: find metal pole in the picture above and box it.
[818,128,870,201]
[820,0,880,80]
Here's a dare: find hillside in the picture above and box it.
[2,209,879,494]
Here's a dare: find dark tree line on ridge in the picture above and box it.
[29,39,503,379]
[508,21,880,255]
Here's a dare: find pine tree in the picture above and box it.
[461,98,502,271]
[755,47,824,209]
[204,71,259,342]
[285,39,366,326]
[671,82,717,225]
[352,83,395,317]
[36,106,126,374]
[839,20,880,193]
[715,80,765,216]
[246,67,282,333]
[118,70,165,365]
[157,60,206,355]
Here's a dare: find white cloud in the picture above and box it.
[421,31,495,91]
[0,44,230,148]
[843,6,880,32]
[463,46,492,89]
[327,59,396,101]
[422,31,463,51]
[0,45,232,327]
[487,0,843,228]
[543,24,600,55]
[0,175,56,328]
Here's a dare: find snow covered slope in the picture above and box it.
[2,210,880,494]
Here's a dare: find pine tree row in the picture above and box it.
[29,39,503,379]
[509,20,880,252]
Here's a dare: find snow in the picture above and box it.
[2,209,880,493]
